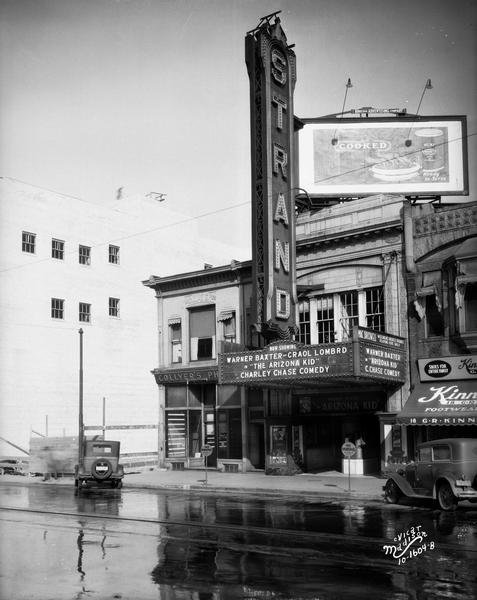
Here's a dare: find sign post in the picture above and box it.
[341,441,356,493]
[201,444,213,486]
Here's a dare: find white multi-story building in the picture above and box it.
[0,177,245,457]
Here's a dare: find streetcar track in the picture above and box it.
[1,504,475,555]
[0,509,422,572]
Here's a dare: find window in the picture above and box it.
[79,302,91,323]
[447,254,477,340]
[426,294,444,336]
[52,239,64,260]
[169,319,182,363]
[92,445,112,454]
[109,245,120,265]
[51,298,64,319]
[22,231,36,253]
[298,300,311,344]
[415,271,444,337]
[432,445,451,461]
[109,297,120,317]
[339,290,358,340]
[365,287,385,332]
[218,311,236,347]
[418,447,432,462]
[189,306,215,361]
[303,286,385,343]
[316,295,334,343]
[464,283,477,331]
[79,245,91,265]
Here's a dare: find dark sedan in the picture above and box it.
[384,438,477,511]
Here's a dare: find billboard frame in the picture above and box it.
[298,115,469,198]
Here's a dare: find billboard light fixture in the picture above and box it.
[332,78,353,145]
[405,79,433,147]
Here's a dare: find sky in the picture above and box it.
[1,0,476,262]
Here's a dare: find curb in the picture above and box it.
[0,476,385,503]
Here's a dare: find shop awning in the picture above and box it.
[217,311,234,322]
[397,381,477,425]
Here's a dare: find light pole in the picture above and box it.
[78,328,84,464]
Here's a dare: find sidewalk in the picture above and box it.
[0,468,386,501]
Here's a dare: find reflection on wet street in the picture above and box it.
[1,483,476,599]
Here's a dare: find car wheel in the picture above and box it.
[437,482,457,511]
[91,459,113,480]
[384,480,401,504]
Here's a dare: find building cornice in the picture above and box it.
[143,260,252,295]
[296,220,402,252]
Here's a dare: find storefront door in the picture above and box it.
[204,409,217,467]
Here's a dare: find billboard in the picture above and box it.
[299,116,468,197]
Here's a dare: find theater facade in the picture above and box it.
[143,194,410,475]
[143,14,475,476]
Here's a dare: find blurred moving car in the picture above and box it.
[74,440,124,493]
[384,438,477,511]
[0,458,27,475]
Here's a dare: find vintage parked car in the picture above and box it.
[384,438,477,511]
[0,458,27,476]
[74,440,124,493]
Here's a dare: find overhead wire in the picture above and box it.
[0,128,475,274]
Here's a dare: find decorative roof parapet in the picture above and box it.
[414,202,477,237]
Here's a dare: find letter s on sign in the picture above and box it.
[271,47,287,85]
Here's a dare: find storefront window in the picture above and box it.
[166,411,186,457]
[165,386,187,408]
[188,385,202,408]
[164,383,243,463]
[218,385,241,407]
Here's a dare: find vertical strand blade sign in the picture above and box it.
[245,15,298,342]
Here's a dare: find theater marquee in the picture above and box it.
[219,342,353,384]
[219,328,406,385]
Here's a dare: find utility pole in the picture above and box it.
[78,329,84,464]
[102,397,106,440]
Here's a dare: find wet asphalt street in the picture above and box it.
[1,482,476,600]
